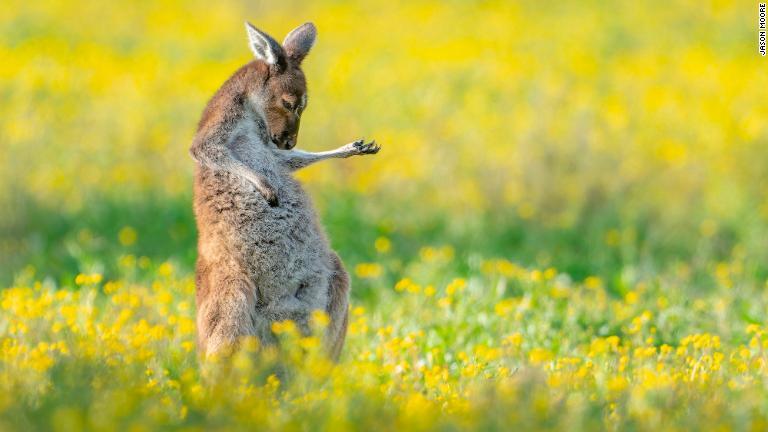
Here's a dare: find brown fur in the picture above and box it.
[190,22,379,359]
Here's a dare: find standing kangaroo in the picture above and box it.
[190,22,379,360]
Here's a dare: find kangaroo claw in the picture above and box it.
[353,139,380,155]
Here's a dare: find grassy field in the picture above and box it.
[1,0,767,430]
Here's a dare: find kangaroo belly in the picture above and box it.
[194,169,332,309]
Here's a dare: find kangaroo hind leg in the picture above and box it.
[197,275,258,357]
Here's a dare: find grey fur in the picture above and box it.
[190,23,379,360]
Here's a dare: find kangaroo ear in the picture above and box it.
[282,22,317,64]
[245,22,285,68]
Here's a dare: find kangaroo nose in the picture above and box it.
[286,135,297,149]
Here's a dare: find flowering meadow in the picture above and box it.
[1,0,767,430]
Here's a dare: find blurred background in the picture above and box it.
[0,0,765,296]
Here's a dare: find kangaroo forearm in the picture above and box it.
[278,148,353,171]
[277,139,380,171]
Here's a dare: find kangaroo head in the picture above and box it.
[245,22,316,150]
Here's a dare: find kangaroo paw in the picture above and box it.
[352,139,380,155]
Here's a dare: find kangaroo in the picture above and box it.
[190,21,379,360]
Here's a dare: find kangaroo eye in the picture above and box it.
[282,100,293,110]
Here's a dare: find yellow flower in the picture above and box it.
[311,310,330,328]
[271,320,298,335]
[118,226,137,246]
[75,273,102,286]
[584,276,602,290]
[503,332,523,347]
[494,298,517,316]
[299,336,321,349]
[528,348,553,365]
[606,376,629,393]
[625,291,639,305]
[374,237,391,253]
[355,263,383,279]
[395,278,417,292]
[158,262,174,277]
[445,278,466,296]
